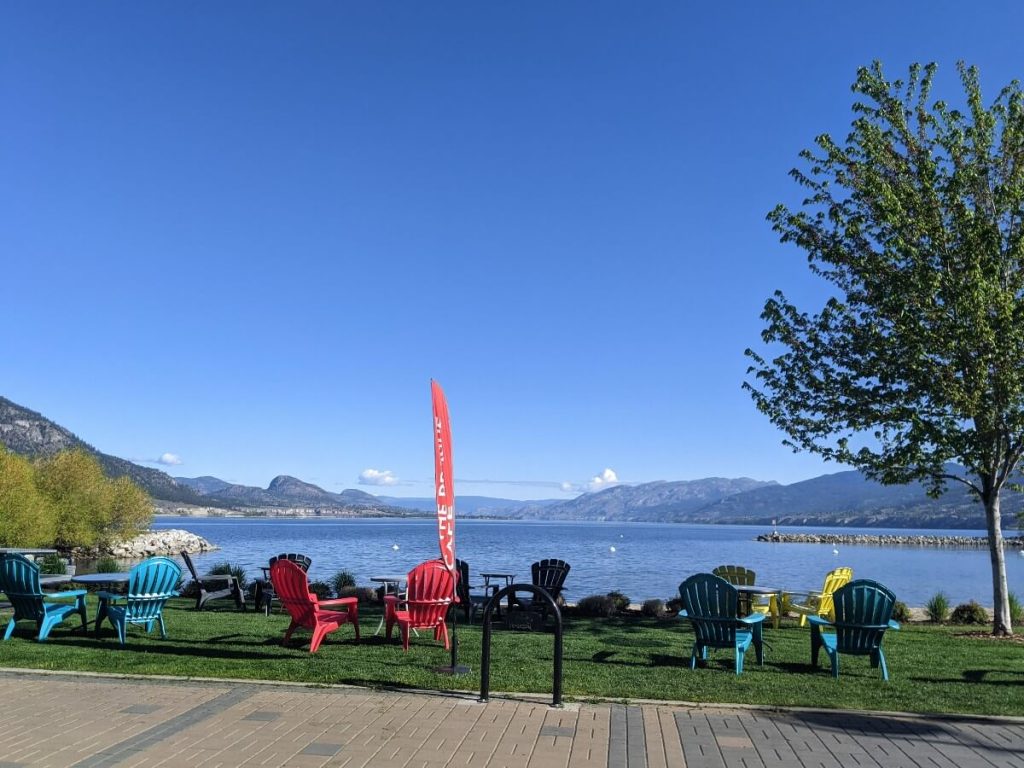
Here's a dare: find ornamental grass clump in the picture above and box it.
[925,592,950,623]
[94,555,120,574]
[331,570,356,597]
[892,600,912,623]
[209,561,247,590]
[1009,592,1024,625]
[607,591,630,613]
[950,600,989,625]
[39,553,67,575]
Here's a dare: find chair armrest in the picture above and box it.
[738,613,766,626]
[677,610,689,619]
[888,620,901,631]
[806,615,833,628]
[46,589,87,599]
[318,597,358,608]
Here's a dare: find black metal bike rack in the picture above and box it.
[479,583,563,707]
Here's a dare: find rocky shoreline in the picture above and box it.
[72,529,218,559]
[757,532,1024,548]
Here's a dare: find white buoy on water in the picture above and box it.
[392,544,400,551]
[832,547,839,555]
[609,546,616,553]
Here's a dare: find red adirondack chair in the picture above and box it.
[269,559,360,653]
[384,560,454,651]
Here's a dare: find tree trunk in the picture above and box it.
[983,492,1012,636]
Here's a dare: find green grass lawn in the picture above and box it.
[1,598,1021,716]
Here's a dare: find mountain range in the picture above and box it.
[2,394,1022,528]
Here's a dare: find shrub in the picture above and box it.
[1009,592,1024,625]
[950,600,989,625]
[331,570,356,596]
[576,594,616,618]
[925,592,950,623]
[94,555,120,574]
[308,580,332,600]
[336,586,378,603]
[209,561,248,591]
[607,591,631,612]
[664,597,684,616]
[38,553,67,575]
[891,600,912,623]
[641,598,665,618]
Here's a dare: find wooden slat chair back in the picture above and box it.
[712,564,757,614]
[0,553,88,642]
[531,559,571,602]
[269,558,358,653]
[809,579,900,680]
[180,550,245,611]
[258,553,312,615]
[385,559,454,651]
[679,573,765,674]
[792,566,853,626]
[97,557,181,645]
[453,559,488,623]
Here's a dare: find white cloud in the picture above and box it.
[588,467,619,491]
[359,468,399,487]
[157,453,182,466]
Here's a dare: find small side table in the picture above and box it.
[479,572,515,617]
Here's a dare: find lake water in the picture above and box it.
[154,516,1024,607]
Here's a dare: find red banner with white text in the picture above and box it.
[431,380,455,571]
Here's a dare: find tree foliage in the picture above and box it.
[0,447,153,549]
[745,62,1024,635]
[0,448,56,547]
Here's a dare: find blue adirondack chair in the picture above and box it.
[96,557,181,645]
[679,573,765,674]
[808,579,900,680]
[0,552,88,642]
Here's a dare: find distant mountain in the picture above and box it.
[512,478,777,521]
[691,466,1024,528]
[0,396,216,506]
[379,495,562,516]
[177,474,410,514]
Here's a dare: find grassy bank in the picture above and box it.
[1,598,1020,717]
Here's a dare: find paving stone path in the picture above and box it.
[0,671,1020,767]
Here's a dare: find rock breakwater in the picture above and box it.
[757,532,1024,548]
[73,529,218,559]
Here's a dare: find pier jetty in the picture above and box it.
[757,532,1024,548]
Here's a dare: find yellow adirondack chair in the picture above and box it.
[790,567,853,627]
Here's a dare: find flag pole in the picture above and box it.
[431,379,469,675]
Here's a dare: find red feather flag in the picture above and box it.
[431,380,455,571]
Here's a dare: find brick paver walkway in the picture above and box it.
[0,671,1020,767]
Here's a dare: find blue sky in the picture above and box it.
[3,2,1023,500]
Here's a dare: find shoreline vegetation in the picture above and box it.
[758,532,1024,548]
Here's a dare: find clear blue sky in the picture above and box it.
[3,2,1022,500]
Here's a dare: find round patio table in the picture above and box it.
[71,573,131,634]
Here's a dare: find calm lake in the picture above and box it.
[154,516,1024,607]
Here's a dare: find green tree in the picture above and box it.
[0,448,55,547]
[34,449,152,549]
[745,62,1024,636]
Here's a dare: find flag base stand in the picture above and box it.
[434,664,471,675]
[434,632,470,675]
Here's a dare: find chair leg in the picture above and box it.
[4,618,16,641]
[829,650,839,678]
[349,609,360,641]
[310,626,328,654]
[876,649,889,681]
[283,620,299,646]
[76,596,88,631]
[401,625,411,651]
[158,615,168,639]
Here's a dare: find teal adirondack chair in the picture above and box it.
[679,573,765,674]
[0,553,88,642]
[96,557,181,645]
[809,579,900,680]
